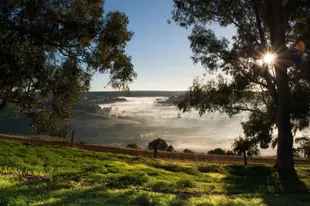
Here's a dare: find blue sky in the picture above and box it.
[91,0,235,91]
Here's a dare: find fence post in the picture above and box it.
[70,130,75,148]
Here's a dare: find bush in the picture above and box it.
[183,149,194,154]
[126,144,138,149]
[167,145,175,152]
[148,138,168,150]
[226,150,235,156]
[208,148,226,155]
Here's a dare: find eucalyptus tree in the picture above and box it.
[172,0,310,171]
[0,0,136,137]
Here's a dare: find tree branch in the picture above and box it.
[226,15,259,45]
[264,67,278,107]
[225,105,265,115]
[259,85,269,108]
[251,0,266,46]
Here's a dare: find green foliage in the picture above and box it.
[0,0,136,137]
[232,136,260,157]
[208,148,226,155]
[126,144,139,149]
[226,150,235,156]
[148,138,169,151]
[171,0,310,160]
[295,136,310,158]
[207,148,235,156]
[0,139,310,205]
[183,148,194,154]
[167,145,175,152]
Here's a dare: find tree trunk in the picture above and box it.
[270,0,294,171]
[70,130,75,148]
[243,151,247,166]
[154,143,158,158]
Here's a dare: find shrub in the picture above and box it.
[226,150,235,156]
[167,145,175,152]
[208,148,226,155]
[183,149,194,154]
[126,144,138,149]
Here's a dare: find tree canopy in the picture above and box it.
[295,136,310,158]
[0,0,136,137]
[172,0,310,170]
[148,138,169,151]
[208,148,226,155]
[232,136,260,157]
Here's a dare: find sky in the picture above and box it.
[91,0,235,91]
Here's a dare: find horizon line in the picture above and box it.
[88,90,188,92]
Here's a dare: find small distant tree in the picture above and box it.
[208,148,226,155]
[148,138,169,158]
[295,136,310,158]
[126,144,138,149]
[183,149,194,154]
[232,136,259,166]
[167,145,175,152]
[148,138,169,150]
[226,150,235,156]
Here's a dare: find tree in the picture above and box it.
[172,0,310,171]
[183,148,194,154]
[226,150,235,156]
[148,138,169,158]
[126,144,139,149]
[0,0,136,137]
[148,138,169,150]
[208,148,226,155]
[232,136,259,166]
[167,145,175,152]
[295,136,310,158]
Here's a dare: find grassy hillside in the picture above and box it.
[0,139,309,206]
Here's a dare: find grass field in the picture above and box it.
[0,139,309,206]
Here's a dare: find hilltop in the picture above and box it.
[0,139,310,205]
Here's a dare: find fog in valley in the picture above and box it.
[0,91,285,155]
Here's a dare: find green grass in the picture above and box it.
[0,139,309,206]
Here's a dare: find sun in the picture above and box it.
[263,53,276,64]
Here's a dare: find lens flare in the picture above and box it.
[263,53,275,64]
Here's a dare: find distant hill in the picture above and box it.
[85,91,187,98]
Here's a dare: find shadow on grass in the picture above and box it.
[223,165,310,205]
[0,180,181,206]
